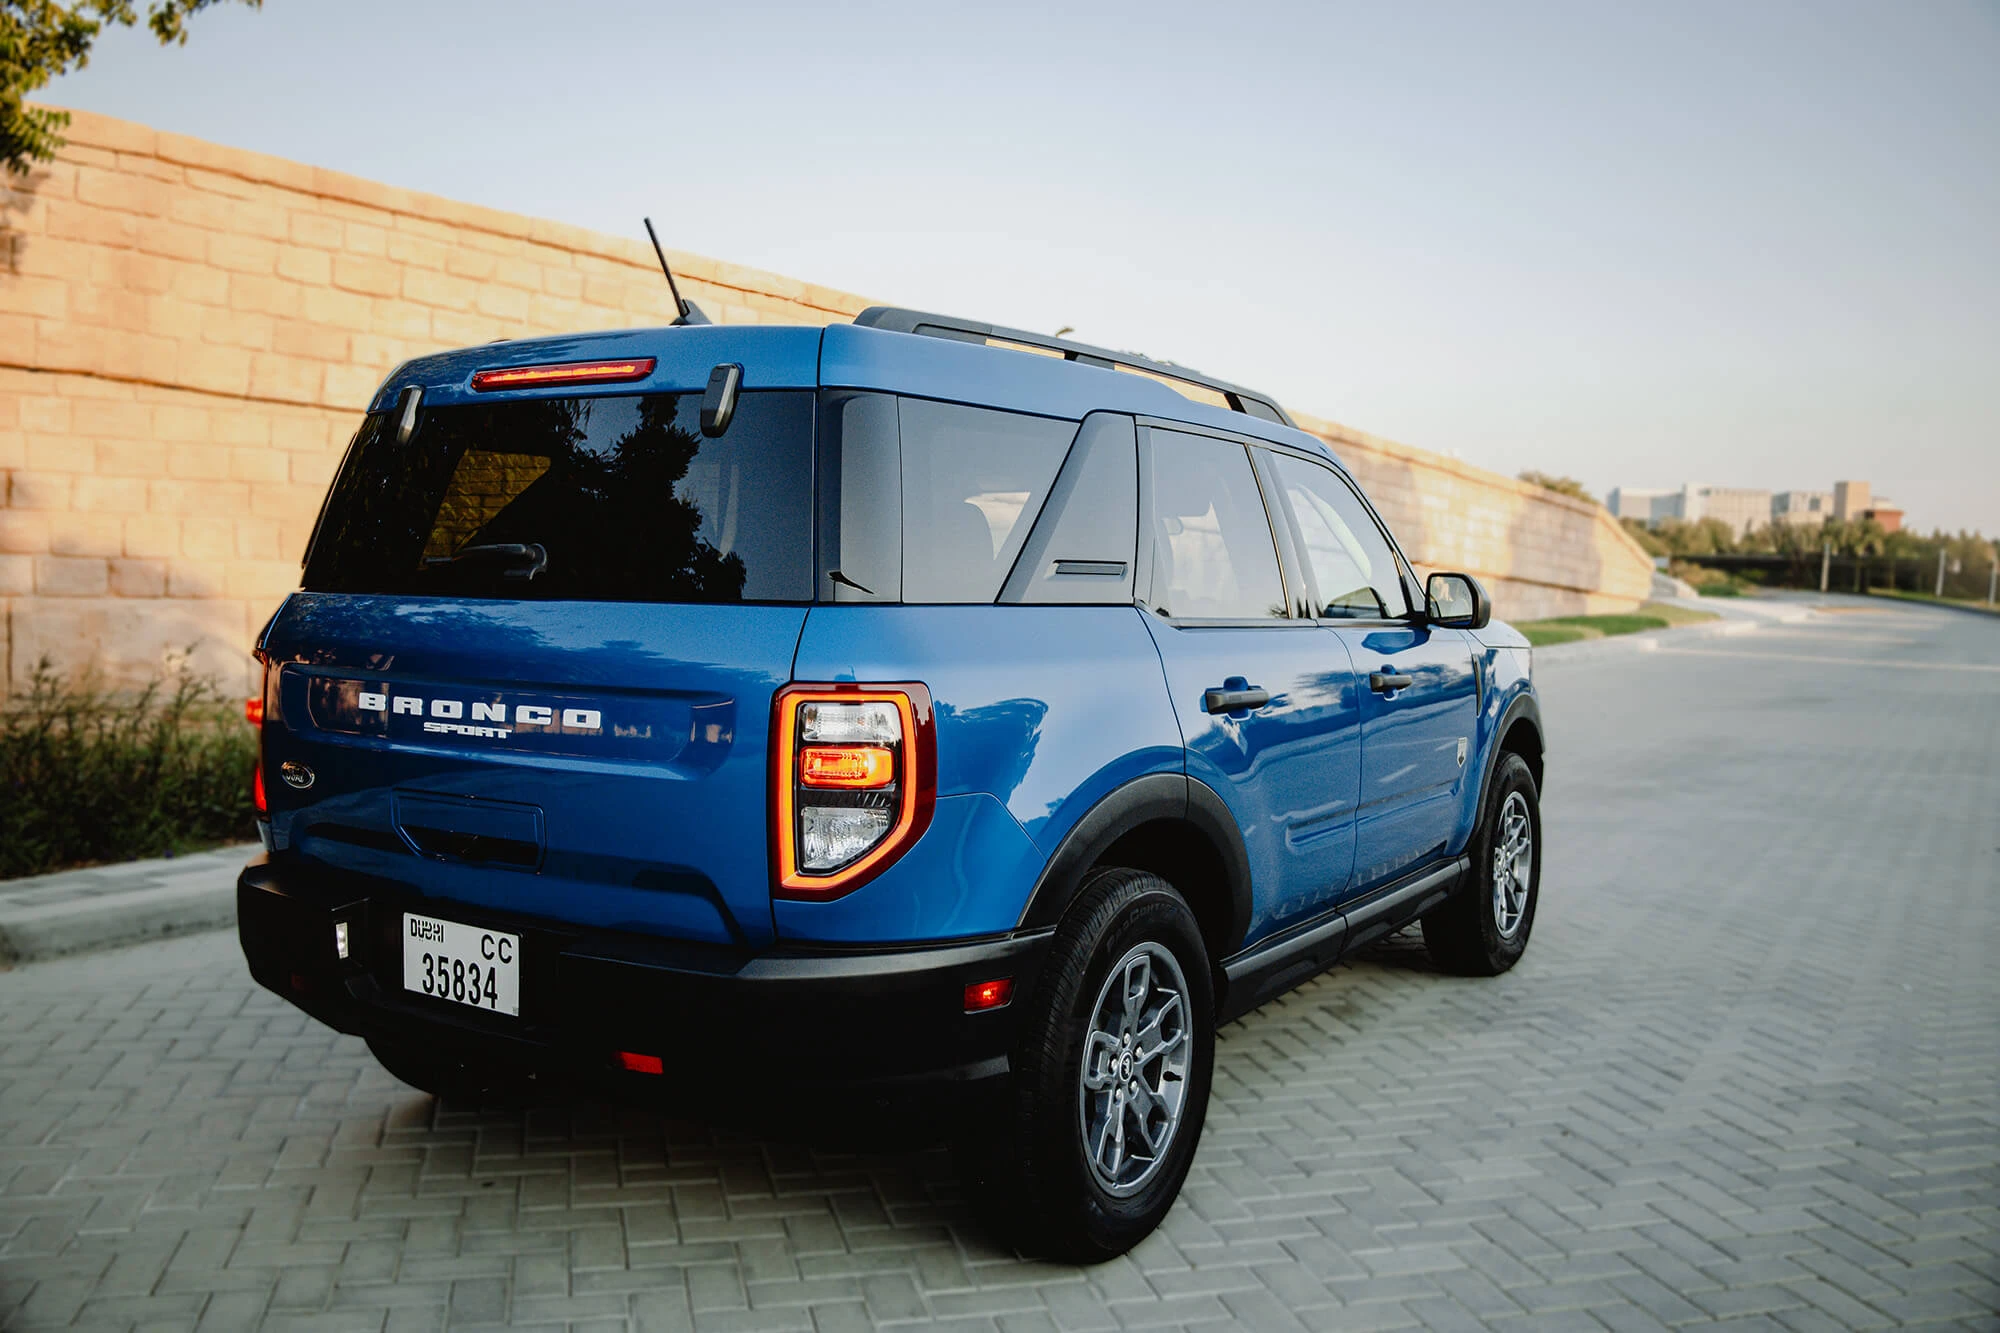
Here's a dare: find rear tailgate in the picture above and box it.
[263,597,799,949]
[262,328,824,951]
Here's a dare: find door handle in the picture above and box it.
[1369,671,1414,693]
[1203,685,1271,714]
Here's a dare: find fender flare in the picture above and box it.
[1473,689,1544,836]
[1016,772,1254,954]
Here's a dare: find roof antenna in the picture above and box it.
[643,218,711,325]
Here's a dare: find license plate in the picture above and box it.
[402,913,520,1016]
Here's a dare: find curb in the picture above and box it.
[1533,614,1760,664]
[0,845,254,966]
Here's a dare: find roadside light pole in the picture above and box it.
[1936,547,1947,598]
[1990,553,1997,606]
[1820,541,1831,594]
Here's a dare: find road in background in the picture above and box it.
[2,599,1995,1330]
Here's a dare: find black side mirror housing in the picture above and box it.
[699,362,742,437]
[1425,571,1492,630]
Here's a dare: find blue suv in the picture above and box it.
[239,306,1544,1260]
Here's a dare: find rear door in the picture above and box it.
[1263,452,1479,894]
[263,351,818,951]
[1137,426,1362,943]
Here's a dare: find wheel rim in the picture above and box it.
[1077,941,1192,1196]
[1491,790,1533,939]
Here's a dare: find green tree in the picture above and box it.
[3,1,261,176]
[1618,516,1668,557]
[1518,470,1595,503]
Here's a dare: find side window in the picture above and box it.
[898,399,1077,604]
[1269,454,1411,619]
[1145,429,1288,621]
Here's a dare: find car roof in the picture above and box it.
[369,322,1344,468]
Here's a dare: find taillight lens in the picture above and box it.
[772,685,935,899]
[252,655,270,816]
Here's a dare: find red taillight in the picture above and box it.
[616,1051,665,1075]
[252,656,269,816]
[964,978,1014,1012]
[469,357,656,392]
[799,745,895,789]
[771,685,936,901]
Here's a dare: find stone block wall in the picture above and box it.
[0,109,1650,694]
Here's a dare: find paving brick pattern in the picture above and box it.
[2,600,1996,1330]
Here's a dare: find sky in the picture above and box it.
[48,0,2000,535]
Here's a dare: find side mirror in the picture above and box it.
[699,362,742,437]
[1425,571,1491,629]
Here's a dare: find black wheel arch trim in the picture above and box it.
[1016,772,1254,955]
[1476,690,1544,833]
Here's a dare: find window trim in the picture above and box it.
[1258,445,1423,627]
[1135,422,1300,627]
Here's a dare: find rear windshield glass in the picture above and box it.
[303,391,814,602]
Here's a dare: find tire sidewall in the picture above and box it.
[1475,754,1542,967]
[1013,873,1215,1259]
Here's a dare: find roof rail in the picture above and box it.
[851,306,1295,428]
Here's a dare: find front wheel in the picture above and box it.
[1423,751,1541,976]
[962,868,1214,1262]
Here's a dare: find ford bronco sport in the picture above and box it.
[240,306,1544,1260]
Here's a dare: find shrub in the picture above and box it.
[0,657,257,880]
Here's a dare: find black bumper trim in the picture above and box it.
[236,854,1049,1102]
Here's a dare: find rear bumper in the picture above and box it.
[236,854,1049,1108]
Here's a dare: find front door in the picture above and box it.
[1261,451,1480,895]
[1138,427,1361,943]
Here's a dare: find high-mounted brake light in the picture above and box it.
[772,685,935,900]
[469,357,656,392]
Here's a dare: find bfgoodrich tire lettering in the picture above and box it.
[961,867,1214,1262]
[1423,751,1541,976]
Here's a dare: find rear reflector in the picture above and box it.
[615,1051,665,1075]
[470,357,657,392]
[964,978,1014,1012]
[245,697,263,726]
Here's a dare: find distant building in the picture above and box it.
[1607,487,1676,522]
[1772,490,1833,526]
[1834,480,1872,521]
[1861,502,1904,534]
[1687,486,1772,538]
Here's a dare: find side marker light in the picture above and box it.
[964,978,1014,1012]
[616,1051,665,1075]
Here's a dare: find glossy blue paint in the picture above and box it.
[259,594,806,949]
[278,314,1542,973]
[771,793,1046,943]
[779,605,1184,942]
[366,325,826,412]
[1140,617,1363,942]
[1330,624,1481,894]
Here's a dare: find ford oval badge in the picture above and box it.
[279,760,315,790]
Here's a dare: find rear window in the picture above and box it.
[303,391,814,602]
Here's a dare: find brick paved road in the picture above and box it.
[3,598,1996,1331]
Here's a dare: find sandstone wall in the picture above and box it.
[1,109,1650,694]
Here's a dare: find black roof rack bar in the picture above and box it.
[852,306,1295,429]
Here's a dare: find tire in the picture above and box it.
[962,867,1215,1262]
[1423,751,1541,976]
[366,1036,528,1107]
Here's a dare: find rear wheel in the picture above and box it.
[961,868,1214,1262]
[1423,751,1540,976]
